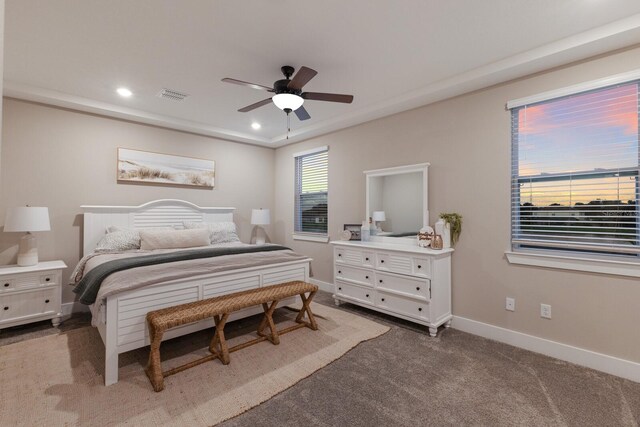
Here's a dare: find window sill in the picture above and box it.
[293,233,330,243]
[505,250,640,278]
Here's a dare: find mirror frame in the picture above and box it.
[364,163,430,244]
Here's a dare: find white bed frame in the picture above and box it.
[81,199,311,386]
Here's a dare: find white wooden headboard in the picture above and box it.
[81,199,235,256]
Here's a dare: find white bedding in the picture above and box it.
[70,243,311,326]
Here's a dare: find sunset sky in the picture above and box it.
[516,82,639,206]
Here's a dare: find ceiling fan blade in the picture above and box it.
[302,92,354,103]
[238,98,273,112]
[222,78,273,92]
[287,66,318,90]
[294,105,311,121]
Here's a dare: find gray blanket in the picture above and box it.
[73,245,291,305]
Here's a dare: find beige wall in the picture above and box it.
[274,46,640,363]
[0,99,275,304]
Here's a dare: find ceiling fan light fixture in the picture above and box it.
[272,93,304,111]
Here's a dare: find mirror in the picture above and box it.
[365,163,429,241]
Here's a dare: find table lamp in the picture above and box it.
[251,208,271,245]
[4,206,51,266]
[372,211,386,232]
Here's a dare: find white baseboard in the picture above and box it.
[452,315,640,383]
[309,278,334,293]
[61,301,90,320]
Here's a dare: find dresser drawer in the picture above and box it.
[0,287,59,321]
[335,265,374,287]
[335,281,374,305]
[377,291,429,321]
[0,272,59,292]
[376,252,413,275]
[335,248,375,268]
[412,257,431,278]
[376,272,429,300]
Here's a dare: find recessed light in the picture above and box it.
[117,87,132,97]
[251,122,261,130]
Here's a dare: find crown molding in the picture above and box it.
[6,14,640,149]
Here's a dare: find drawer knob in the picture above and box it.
[381,298,385,302]
[379,279,383,283]
[45,277,51,282]
[3,283,8,287]
[416,287,421,291]
[365,276,369,279]
[366,294,369,298]
[381,260,385,263]
[365,257,369,261]
[338,254,342,257]
[338,287,342,290]
[417,265,422,269]
[338,270,342,274]
[45,299,50,303]
[418,307,422,312]
[3,307,8,311]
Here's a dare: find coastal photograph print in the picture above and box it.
[117,148,215,188]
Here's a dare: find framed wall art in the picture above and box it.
[117,148,215,189]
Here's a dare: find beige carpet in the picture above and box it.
[0,303,389,426]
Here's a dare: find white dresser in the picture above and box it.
[0,261,66,330]
[332,240,453,336]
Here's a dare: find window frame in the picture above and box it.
[292,146,329,243]
[506,71,640,277]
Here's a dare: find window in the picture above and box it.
[294,147,328,238]
[510,80,639,258]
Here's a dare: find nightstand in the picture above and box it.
[0,260,67,330]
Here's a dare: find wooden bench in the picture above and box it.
[145,280,318,392]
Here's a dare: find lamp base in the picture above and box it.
[254,227,266,245]
[17,233,39,267]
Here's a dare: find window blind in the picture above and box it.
[510,80,640,256]
[295,148,328,234]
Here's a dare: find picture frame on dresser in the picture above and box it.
[343,224,362,240]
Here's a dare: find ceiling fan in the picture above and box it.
[222,65,354,121]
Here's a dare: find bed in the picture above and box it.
[77,199,311,386]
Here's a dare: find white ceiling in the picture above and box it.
[5,0,640,147]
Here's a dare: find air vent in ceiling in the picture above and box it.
[157,88,189,102]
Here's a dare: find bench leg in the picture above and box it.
[209,314,230,365]
[145,324,166,392]
[296,291,318,331]
[257,300,280,345]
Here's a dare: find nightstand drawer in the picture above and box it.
[0,272,59,291]
[335,281,374,305]
[0,288,58,321]
[335,265,374,287]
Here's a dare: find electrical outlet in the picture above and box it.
[505,297,515,311]
[540,304,552,319]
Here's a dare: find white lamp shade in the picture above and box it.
[272,93,304,111]
[372,211,386,222]
[251,208,271,225]
[4,207,51,232]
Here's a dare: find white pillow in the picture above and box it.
[95,229,141,252]
[139,228,210,250]
[182,221,241,244]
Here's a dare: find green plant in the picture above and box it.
[439,212,463,245]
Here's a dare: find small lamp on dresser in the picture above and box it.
[4,206,51,266]
[251,208,271,245]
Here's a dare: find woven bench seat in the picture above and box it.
[145,280,318,391]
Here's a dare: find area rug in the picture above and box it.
[0,302,389,426]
